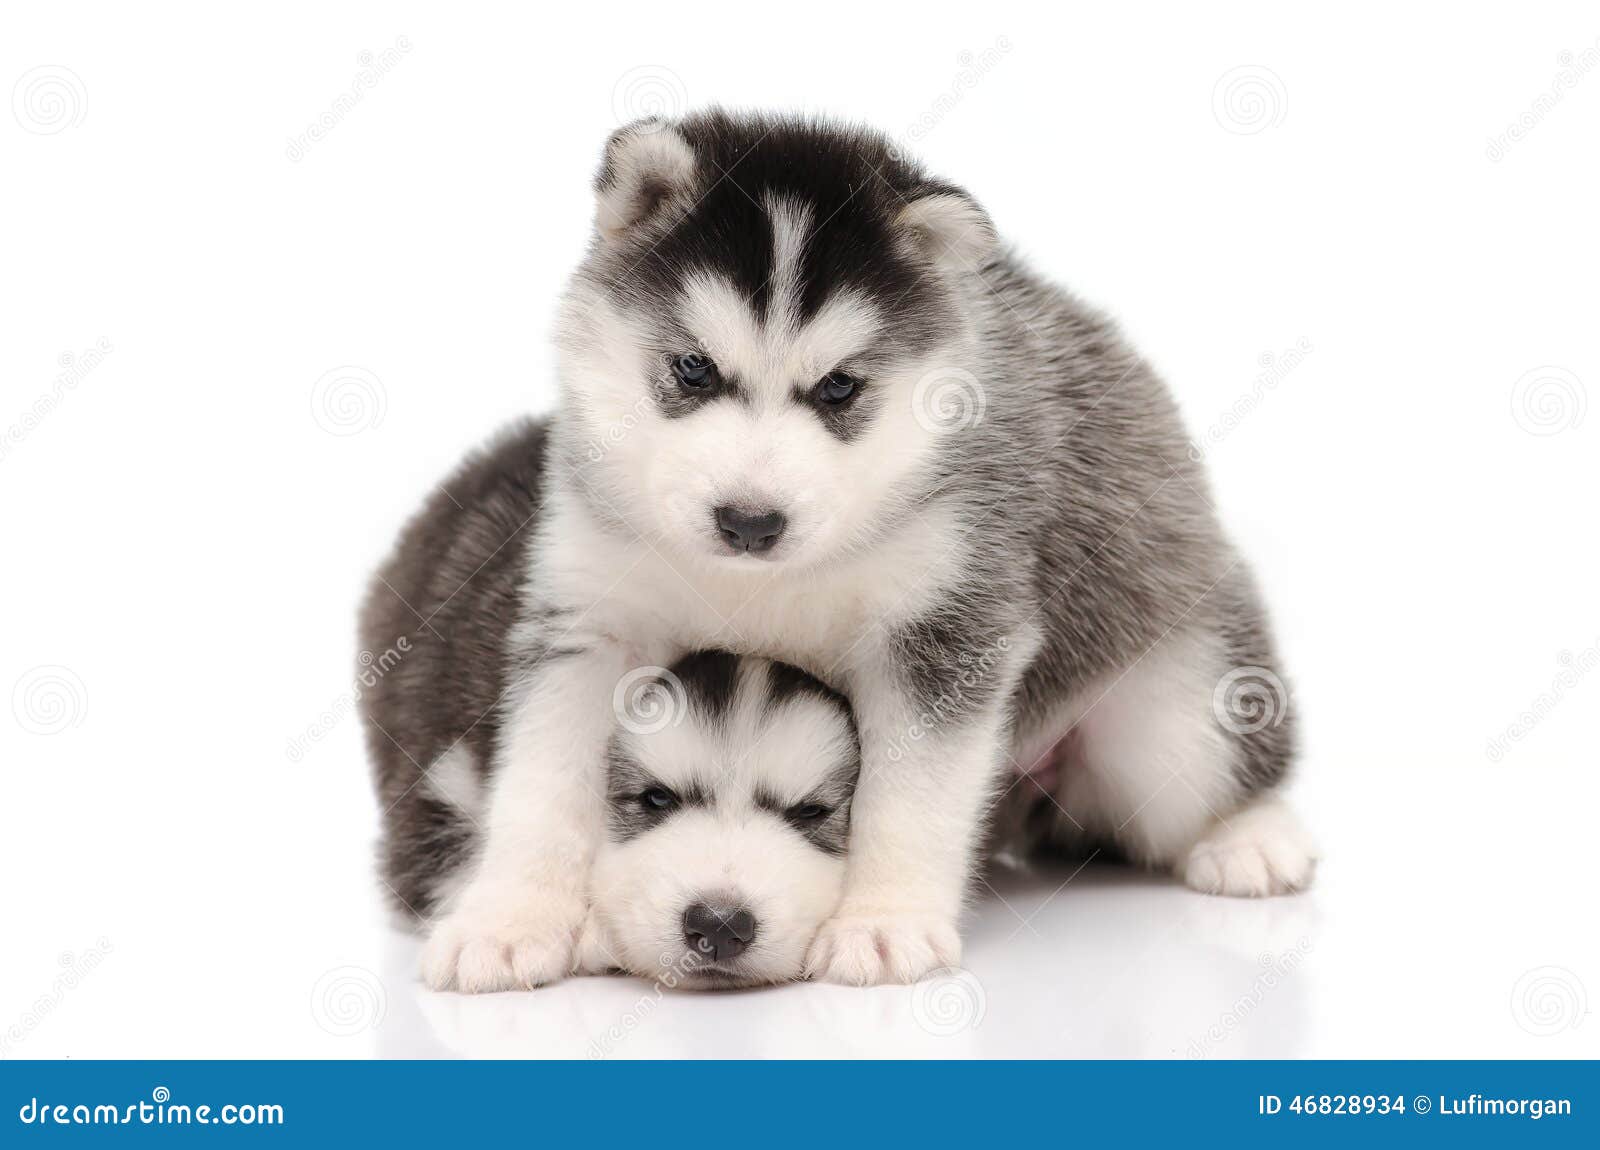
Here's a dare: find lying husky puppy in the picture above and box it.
[380,109,1316,992]
[361,422,860,988]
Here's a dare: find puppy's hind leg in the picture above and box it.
[1065,628,1317,896]
[1180,792,1318,897]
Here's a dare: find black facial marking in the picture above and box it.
[750,677,862,858]
[669,649,742,725]
[653,351,743,419]
[605,741,708,843]
[754,782,854,857]
[793,375,882,443]
[599,110,954,353]
[764,659,850,717]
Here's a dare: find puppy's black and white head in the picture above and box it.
[588,651,859,987]
[559,110,995,569]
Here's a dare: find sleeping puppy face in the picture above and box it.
[587,650,860,987]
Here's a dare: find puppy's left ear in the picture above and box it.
[893,187,997,274]
[593,118,699,242]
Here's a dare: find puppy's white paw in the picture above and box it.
[1181,795,1318,897]
[571,908,621,976]
[420,890,587,993]
[806,909,961,986]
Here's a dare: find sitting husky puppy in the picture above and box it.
[393,110,1316,992]
[361,423,860,988]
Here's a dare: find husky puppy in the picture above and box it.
[403,109,1317,991]
[360,422,861,988]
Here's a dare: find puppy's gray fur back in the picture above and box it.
[969,260,1295,788]
[358,419,550,920]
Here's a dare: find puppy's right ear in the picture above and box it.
[593,119,699,242]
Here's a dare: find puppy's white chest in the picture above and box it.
[539,493,969,674]
[629,556,877,667]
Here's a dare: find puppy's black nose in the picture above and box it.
[714,506,786,554]
[682,902,757,963]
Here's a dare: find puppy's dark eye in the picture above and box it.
[671,354,716,389]
[787,802,830,822]
[816,372,859,405]
[640,787,678,812]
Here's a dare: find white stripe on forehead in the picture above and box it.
[614,661,857,802]
[764,194,811,338]
[676,271,885,402]
[725,665,857,802]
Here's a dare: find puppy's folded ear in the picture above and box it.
[593,119,699,242]
[893,186,997,275]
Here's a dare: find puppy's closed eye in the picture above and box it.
[640,786,679,812]
[785,802,830,824]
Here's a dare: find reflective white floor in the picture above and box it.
[379,843,1593,1059]
[5,753,1595,1060]
[374,861,1324,1060]
[367,761,1600,1058]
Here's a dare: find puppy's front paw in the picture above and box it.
[572,908,620,976]
[805,909,961,986]
[420,890,587,993]
[1180,796,1318,897]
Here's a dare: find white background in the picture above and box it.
[3,2,1596,1059]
